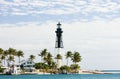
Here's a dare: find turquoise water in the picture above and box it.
[0,74,120,79]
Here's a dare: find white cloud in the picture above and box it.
[11,12,28,15]
[0,0,119,20]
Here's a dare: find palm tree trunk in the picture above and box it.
[19,57,21,70]
[41,57,42,62]
[75,62,77,73]
[7,61,10,67]
[19,57,20,64]
[4,59,5,66]
[57,59,59,68]
[67,59,68,66]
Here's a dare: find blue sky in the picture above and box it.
[0,0,120,23]
[0,0,120,70]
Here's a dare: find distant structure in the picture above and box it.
[20,59,35,72]
[55,22,63,68]
[55,22,63,48]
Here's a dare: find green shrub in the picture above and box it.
[60,65,70,73]
[0,67,3,72]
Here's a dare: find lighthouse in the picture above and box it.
[55,22,63,68]
[55,22,63,48]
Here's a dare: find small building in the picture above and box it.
[2,65,21,75]
[20,59,35,72]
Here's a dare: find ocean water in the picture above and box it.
[0,74,120,79]
[102,70,120,72]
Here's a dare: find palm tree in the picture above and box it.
[72,51,82,64]
[17,50,24,64]
[8,48,16,56]
[7,48,16,66]
[0,48,3,55]
[66,51,72,66]
[29,55,35,61]
[4,50,9,67]
[29,55,35,72]
[1,55,5,66]
[55,54,62,60]
[50,61,57,73]
[45,52,53,67]
[51,61,57,69]
[8,55,14,62]
[2,50,8,66]
[60,65,70,73]
[43,52,54,73]
[55,54,62,68]
[38,53,42,61]
[70,64,80,73]
[38,49,48,62]
[0,48,4,66]
[17,50,24,68]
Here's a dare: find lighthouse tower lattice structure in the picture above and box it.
[55,22,63,68]
[55,22,63,48]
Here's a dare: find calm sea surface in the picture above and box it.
[0,74,120,79]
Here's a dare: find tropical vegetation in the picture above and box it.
[66,51,72,66]
[0,48,82,74]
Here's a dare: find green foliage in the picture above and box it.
[8,48,17,55]
[40,49,48,59]
[70,64,80,70]
[50,62,57,69]
[0,48,3,55]
[55,54,62,59]
[44,53,53,67]
[0,48,25,67]
[72,52,82,64]
[0,66,3,72]
[0,47,82,74]
[29,55,35,61]
[16,50,24,66]
[35,62,43,69]
[8,55,14,62]
[17,50,24,57]
[66,51,72,59]
[66,51,72,66]
[60,65,70,72]
[1,55,5,60]
[35,62,48,69]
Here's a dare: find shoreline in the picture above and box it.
[1,69,120,75]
